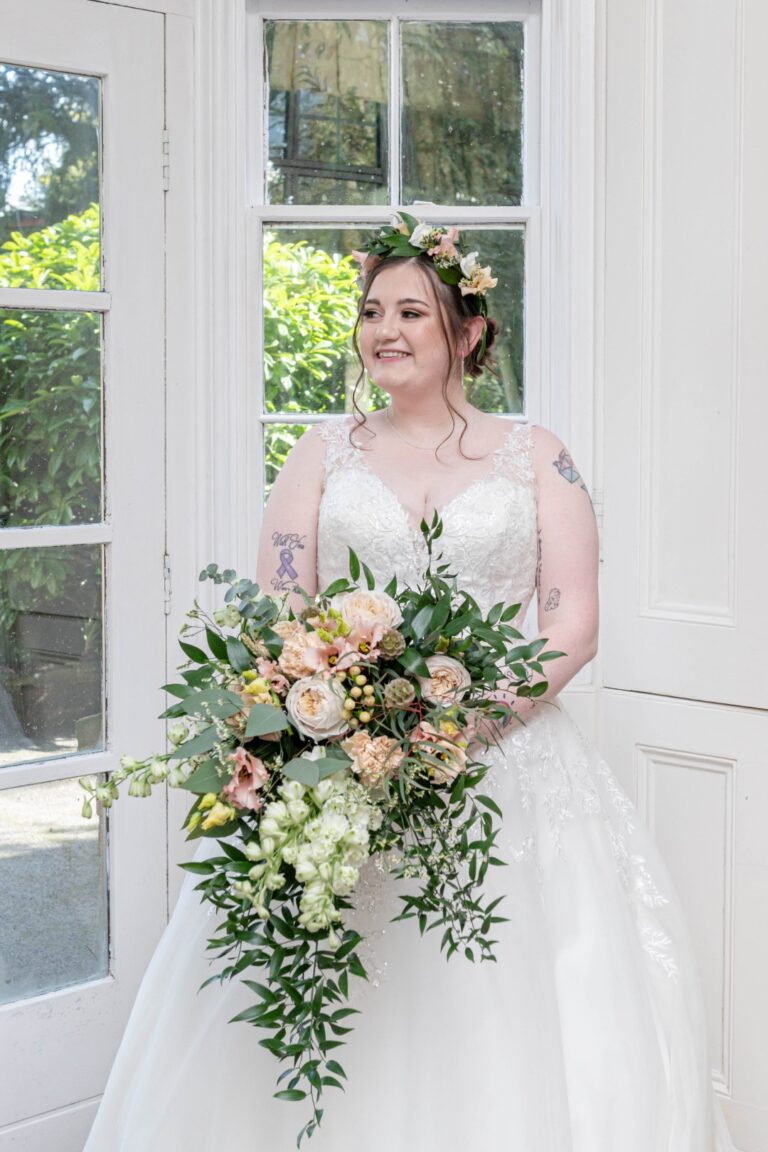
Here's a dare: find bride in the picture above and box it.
[83,220,736,1150]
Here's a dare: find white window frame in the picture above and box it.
[246,0,543,493]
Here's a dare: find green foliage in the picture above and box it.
[263,235,359,415]
[0,205,101,631]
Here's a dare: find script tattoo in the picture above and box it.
[271,530,306,592]
[553,448,591,497]
[544,587,561,612]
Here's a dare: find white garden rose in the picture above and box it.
[285,675,350,739]
[330,589,403,632]
[418,654,472,704]
[460,250,479,277]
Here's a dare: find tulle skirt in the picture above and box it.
[83,701,735,1151]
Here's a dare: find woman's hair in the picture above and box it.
[349,254,498,459]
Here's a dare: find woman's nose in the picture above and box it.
[378,313,400,340]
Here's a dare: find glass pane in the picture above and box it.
[0,776,108,1003]
[401,22,524,206]
[0,63,101,288]
[263,225,387,416]
[0,545,104,769]
[0,309,102,527]
[463,227,525,414]
[266,20,389,206]
[263,224,524,418]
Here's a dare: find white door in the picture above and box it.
[601,0,768,1147]
[0,2,167,1149]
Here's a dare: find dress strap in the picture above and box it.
[495,420,536,490]
[315,415,360,485]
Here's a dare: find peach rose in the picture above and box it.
[417,655,472,705]
[340,730,404,789]
[285,675,349,740]
[330,589,403,632]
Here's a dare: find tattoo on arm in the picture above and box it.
[544,587,560,612]
[270,530,306,592]
[553,449,592,500]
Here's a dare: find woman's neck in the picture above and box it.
[386,381,476,437]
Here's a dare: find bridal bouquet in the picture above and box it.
[80,520,561,1146]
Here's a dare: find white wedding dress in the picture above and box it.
[84,416,735,1151]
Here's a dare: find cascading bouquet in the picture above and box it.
[80,520,562,1146]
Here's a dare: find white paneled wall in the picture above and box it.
[601,0,768,1147]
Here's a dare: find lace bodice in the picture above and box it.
[317,416,538,618]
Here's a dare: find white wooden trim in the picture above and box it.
[0,524,113,549]
[0,289,110,312]
[249,1,540,17]
[87,0,193,13]
[256,205,537,223]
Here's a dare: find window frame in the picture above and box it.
[246,0,544,505]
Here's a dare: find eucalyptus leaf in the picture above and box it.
[170,726,219,760]
[178,759,224,794]
[245,703,290,739]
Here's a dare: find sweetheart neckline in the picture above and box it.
[348,428,519,541]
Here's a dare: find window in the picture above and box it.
[247,2,542,490]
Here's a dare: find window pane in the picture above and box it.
[0,776,108,1003]
[0,309,102,528]
[0,64,101,288]
[463,227,525,414]
[263,225,387,415]
[264,422,310,498]
[262,224,523,418]
[266,20,389,205]
[401,22,524,206]
[0,545,104,770]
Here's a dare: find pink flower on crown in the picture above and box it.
[428,226,460,264]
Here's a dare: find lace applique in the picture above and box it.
[485,714,680,981]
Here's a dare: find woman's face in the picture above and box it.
[358,262,456,396]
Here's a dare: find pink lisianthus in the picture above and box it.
[256,657,290,697]
[347,622,385,662]
[222,748,269,811]
[303,636,359,675]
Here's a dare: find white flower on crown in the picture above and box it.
[410,222,435,248]
[460,251,480,278]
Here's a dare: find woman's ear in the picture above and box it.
[461,315,487,358]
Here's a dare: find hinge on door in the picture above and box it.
[163,553,172,615]
[162,129,170,192]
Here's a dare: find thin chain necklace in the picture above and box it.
[384,406,455,452]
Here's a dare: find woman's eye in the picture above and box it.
[401,310,421,319]
[362,308,379,319]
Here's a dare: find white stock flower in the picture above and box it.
[287,798,310,824]
[278,779,307,802]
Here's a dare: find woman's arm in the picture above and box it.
[497,425,599,726]
[255,426,326,616]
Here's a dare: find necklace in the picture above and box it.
[384,406,455,452]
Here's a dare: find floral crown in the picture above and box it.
[352,211,497,319]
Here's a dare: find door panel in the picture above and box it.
[0,2,166,1146]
